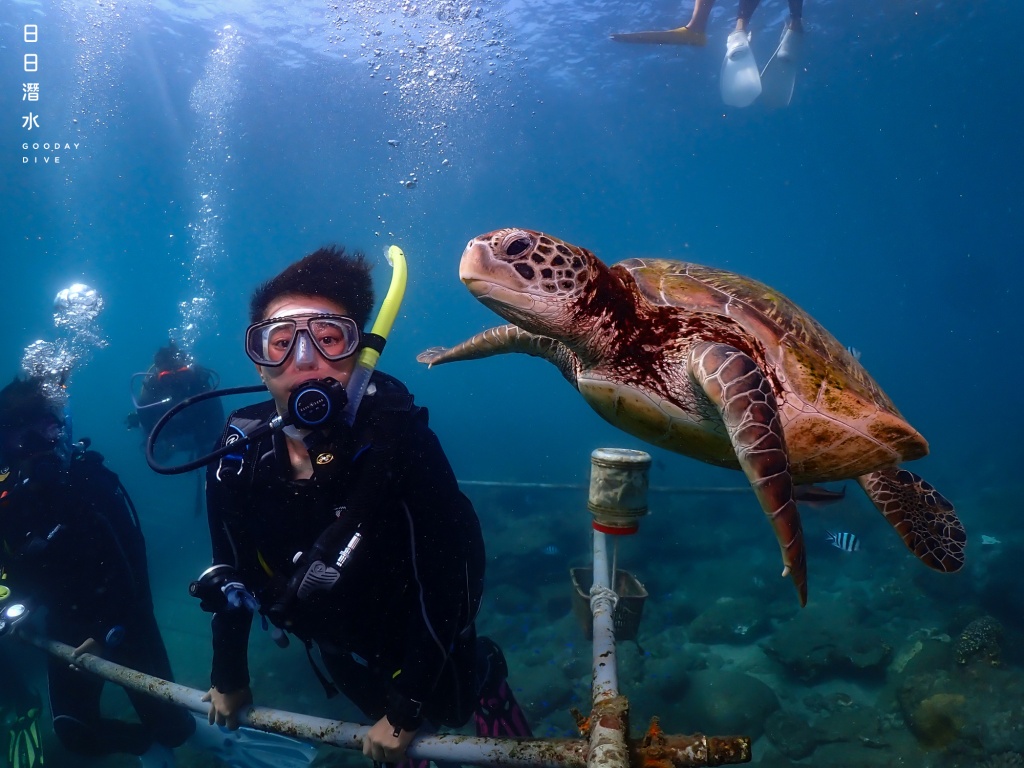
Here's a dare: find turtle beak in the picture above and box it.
[459,241,493,287]
[459,238,541,319]
[460,242,508,301]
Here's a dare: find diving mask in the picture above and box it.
[245,314,361,367]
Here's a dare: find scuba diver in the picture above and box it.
[0,375,195,765]
[128,341,223,515]
[128,340,223,456]
[195,245,533,765]
[0,651,44,768]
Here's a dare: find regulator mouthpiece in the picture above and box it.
[287,378,348,430]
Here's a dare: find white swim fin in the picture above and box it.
[187,715,318,768]
[721,30,761,107]
[759,25,802,108]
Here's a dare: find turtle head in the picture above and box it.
[459,229,606,340]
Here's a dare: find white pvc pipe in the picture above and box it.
[589,529,619,704]
[23,633,586,768]
[587,530,629,768]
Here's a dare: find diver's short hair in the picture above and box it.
[0,376,54,432]
[249,245,375,328]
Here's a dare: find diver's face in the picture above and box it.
[256,295,359,417]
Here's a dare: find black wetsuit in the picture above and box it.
[0,450,193,757]
[137,365,223,454]
[206,372,484,730]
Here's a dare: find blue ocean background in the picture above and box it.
[1,0,1023,766]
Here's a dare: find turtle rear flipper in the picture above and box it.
[857,468,966,572]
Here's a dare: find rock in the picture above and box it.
[815,703,885,745]
[688,597,770,645]
[895,664,1024,754]
[904,692,967,748]
[671,669,780,739]
[763,602,891,681]
[956,616,1004,667]
[764,710,818,759]
[889,631,954,680]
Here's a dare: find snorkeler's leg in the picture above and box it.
[788,0,804,29]
[737,0,762,29]
[610,0,715,45]
[737,0,762,27]
[684,0,717,36]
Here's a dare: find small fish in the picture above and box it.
[794,484,846,508]
[825,530,861,552]
[542,544,560,556]
[846,345,862,361]
[980,534,1002,546]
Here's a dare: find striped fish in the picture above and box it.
[825,531,861,552]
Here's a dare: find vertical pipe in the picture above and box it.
[588,528,629,768]
[590,529,619,703]
[586,447,651,768]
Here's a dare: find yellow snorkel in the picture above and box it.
[342,244,408,425]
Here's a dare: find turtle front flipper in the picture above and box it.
[418,324,582,387]
[856,468,966,572]
[689,341,808,606]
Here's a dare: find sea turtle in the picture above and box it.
[418,228,966,605]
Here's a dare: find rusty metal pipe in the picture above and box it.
[22,632,591,766]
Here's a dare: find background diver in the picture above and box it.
[127,340,224,515]
[0,375,195,766]
[0,375,317,768]
[127,340,224,455]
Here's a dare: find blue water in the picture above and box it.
[1,1,1023,766]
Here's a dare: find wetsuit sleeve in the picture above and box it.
[386,415,484,726]
[206,463,254,693]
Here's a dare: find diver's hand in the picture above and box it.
[363,715,417,763]
[202,686,252,730]
[71,637,103,659]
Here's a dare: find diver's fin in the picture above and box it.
[721,30,762,107]
[188,715,318,768]
[610,26,707,46]
[7,702,45,768]
[473,637,533,739]
[759,25,802,108]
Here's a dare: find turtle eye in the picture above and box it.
[501,232,533,259]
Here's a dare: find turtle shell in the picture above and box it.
[620,258,928,480]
